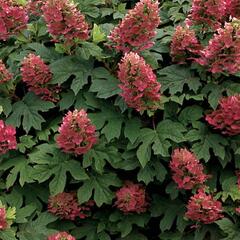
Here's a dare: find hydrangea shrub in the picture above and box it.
[0,0,239,239]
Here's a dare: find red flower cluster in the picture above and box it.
[0,60,12,84]
[108,0,160,53]
[21,53,59,102]
[0,0,28,41]
[56,109,97,155]
[0,208,7,230]
[206,95,240,136]
[170,26,202,63]
[27,0,45,16]
[118,52,161,112]
[48,192,94,220]
[48,232,75,240]
[186,0,227,30]
[196,21,240,74]
[115,181,149,214]
[170,148,209,190]
[42,0,89,45]
[0,120,17,155]
[185,188,223,224]
[226,0,240,18]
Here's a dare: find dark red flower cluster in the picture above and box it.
[0,207,7,230]
[27,0,45,16]
[185,188,223,224]
[48,232,75,240]
[0,120,17,155]
[170,26,202,63]
[226,0,240,18]
[0,0,28,41]
[115,181,149,214]
[170,148,209,190]
[118,52,161,112]
[21,53,59,102]
[206,95,240,136]
[196,21,240,74]
[108,0,160,53]
[48,192,94,220]
[42,0,89,45]
[56,109,97,155]
[0,60,12,84]
[186,0,227,30]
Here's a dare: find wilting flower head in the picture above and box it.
[48,232,76,240]
[170,26,202,63]
[115,181,149,214]
[56,109,97,155]
[0,60,12,84]
[185,188,223,224]
[48,192,94,220]
[187,0,227,31]
[170,148,209,190]
[196,20,240,74]
[118,52,161,112]
[21,53,59,102]
[0,120,17,155]
[0,0,28,41]
[206,95,240,136]
[27,0,46,16]
[0,208,7,230]
[226,0,240,18]
[108,0,160,53]
[42,0,89,45]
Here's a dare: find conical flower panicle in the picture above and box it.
[108,0,160,53]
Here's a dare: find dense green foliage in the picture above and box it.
[0,0,240,239]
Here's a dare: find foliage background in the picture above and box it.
[0,0,240,239]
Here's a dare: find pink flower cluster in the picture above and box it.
[196,21,240,74]
[0,0,28,41]
[48,192,94,220]
[21,53,59,102]
[56,109,97,155]
[186,0,227,30]
[42,0,89,45]
[206,95,240,136]
[0,60,12,84]
[118,52,161,112]
[48,232,75,240]
[27,0,45,16]
[108,0,160,53]
[170,26,202,63]
[226,0,240,18]
[185,188,223,224]
[115,181,149,214]
[0,120,17,155]
[170,148,209,190]
[0,207,7,230]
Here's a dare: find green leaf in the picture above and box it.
[6,93,54,133]
[92,24,106,43]
[137,161,167,184]
[78,173,121,207]
[216,218,240,240]
[124,118,142,144]
[0,157,34,188]
[78,42,103,59]
[89,104,124,141]
[50,56,92,94]
[158,65,201,94]
[83,142,122,173]
[150,195,188,232]
[18,135,35,153]
[29,144,89,195]
[90,67,121,99]
[186,122,228,162]
[137,120,186,167]
[0,229,17,240]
